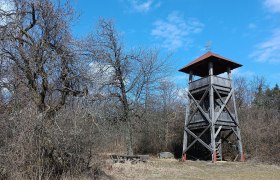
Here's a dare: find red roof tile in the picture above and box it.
[179,51,242,77]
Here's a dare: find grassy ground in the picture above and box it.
[106,158,280,180]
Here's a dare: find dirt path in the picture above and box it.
[106,158,280,180]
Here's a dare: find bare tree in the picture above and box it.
[84,19,166,155]
[233,76,249,109]
[0,0,91,178]
[0,0,86,121]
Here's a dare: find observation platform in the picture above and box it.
[189,75,231,99]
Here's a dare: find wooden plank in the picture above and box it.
[189,76,210,91]
[212,76,231,88]
[110,155,149,163]
[215,122,236,127]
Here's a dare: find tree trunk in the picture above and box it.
[125,118,133,155]
[122,92,133,155]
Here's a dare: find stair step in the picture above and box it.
[215,148,222,161]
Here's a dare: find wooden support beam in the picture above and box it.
[182,95,191,157]
[221,131,233,143]
[209,74,216,162]
[185,127,213,152]
[213,88,233,124]
[214,126,222,139]
[184,125,211,153]
[187,91,211,124]
[231,82,244,161]
[187,88,209,125]
[212,85,239,126]
[209,62,213,76]
[231,127,240,140]
[227,67,232,79]
[189,70,193,82]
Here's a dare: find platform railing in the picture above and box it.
[189,75,231,91]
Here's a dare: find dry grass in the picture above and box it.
[106,158,280,180]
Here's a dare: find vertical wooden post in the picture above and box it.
[228,66,244,161]
[209,62,213,76]
[209,62,216,162]
[231,82,245,162]
[219,133,223,161]
[227,67,231,79]
[182,71,192,161]
[189,70,193,82]
[182,99,190,161]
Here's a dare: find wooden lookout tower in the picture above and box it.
[179,51,245,162]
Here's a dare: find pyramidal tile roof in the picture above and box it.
[179,51,242,77]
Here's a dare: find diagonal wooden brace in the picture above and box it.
[214,126,222,139]
[187,91,211,124]
[215,100,238,126]
[187,88,209,124]
[213,86,238,126]
[213,88,233,124]
[221,130,233,143]
[231,127,241,140]
[184,125,211,154]
[185,127,213,152]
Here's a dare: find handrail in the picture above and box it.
[189,75,231,85]
[189,76,209,84]
[212,75,231,81]
[189,75,231,90]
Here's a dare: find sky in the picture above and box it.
[70,0,280,88]
[1,0,279,89]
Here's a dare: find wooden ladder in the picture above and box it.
[216,141,222,161]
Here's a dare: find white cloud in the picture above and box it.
[151,11,204,50]
[232,69,255,77]
[0,0,13,11]
[264,0,280,13]
[88,62,130,90]
[249,29,280,63]
[127,0,160,13]
[177,87,188,100]
[248,23,257,29]
[88,62,115,86]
